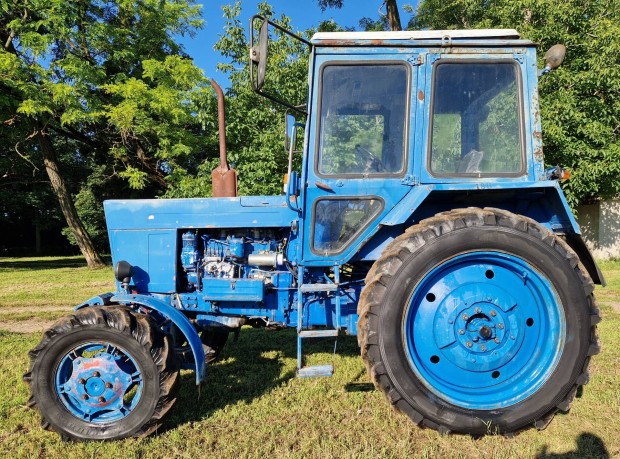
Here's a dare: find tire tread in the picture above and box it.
[357,207,600,435]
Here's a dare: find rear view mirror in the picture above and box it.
[544,44,566,70]
[539,44,566,76]
[249,15,311,114]
[249,19,268,90]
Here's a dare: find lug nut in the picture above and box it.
[78,378,86,384]
[98,396,106,403]
[480,345,487,352]
[494,338,500,344]
[462,314,469,320]
[81,394,89,400]
[498,323,504,329]
[458,329,465,335]
[466,342,473,348]
[105,382,113,389]
[475,307,481,314]
[93,371,100,378]
[490,310,496,317]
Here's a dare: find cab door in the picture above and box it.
[301,55,417,265]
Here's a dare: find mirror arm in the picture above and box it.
[254,89,308,115]
[250,15,311,48]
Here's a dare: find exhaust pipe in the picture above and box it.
[210,79,237,197]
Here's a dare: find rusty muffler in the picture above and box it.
[210,79,237,197]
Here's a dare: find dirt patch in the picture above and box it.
[607,302,620,314]
[0,306,71,315]
[0,318,55,334]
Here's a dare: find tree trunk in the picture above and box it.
[35,221,41,255]
[385,0,402,31]
[36,123,105,268]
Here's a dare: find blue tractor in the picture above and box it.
[25,18,603,440]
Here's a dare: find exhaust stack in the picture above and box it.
[210,79,237,197]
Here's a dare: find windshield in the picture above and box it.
[429,62,523,176]
[317,64,408,175]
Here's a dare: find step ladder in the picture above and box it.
[296,265,341,378]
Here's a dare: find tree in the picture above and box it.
[0,0,209,266]
[411,0,620,207]
[319,0,405,31]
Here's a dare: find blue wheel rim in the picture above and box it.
[403,251,565,410]
[54,342,143,423]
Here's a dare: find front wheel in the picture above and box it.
[358,208,601,435]
[24,306,179,441]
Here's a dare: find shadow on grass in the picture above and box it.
[0,256,111,271]
[166,327,361,430]
[536,432,609,458]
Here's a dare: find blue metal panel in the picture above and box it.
[524,47,546,181]
[104,195,296,231]
[110,293,206,385]
[380,186,433,226]
[106,229,176,293]
[202,278,264,302]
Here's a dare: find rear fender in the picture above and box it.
[377,182,604,285]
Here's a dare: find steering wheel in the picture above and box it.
[355,144,386,172]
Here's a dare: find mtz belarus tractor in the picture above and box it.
[25,16,604,440]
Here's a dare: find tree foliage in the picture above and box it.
[0,0,211,262]
[411,0,620,206]
[166,2,313,197]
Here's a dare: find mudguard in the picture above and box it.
[76,293,206,384]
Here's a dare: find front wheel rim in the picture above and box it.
[54,342,143,423]
[403,251,565,410]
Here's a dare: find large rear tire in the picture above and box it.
[358,208,600,435]
[24,306,179,441]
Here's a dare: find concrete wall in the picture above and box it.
[577,199,620,260]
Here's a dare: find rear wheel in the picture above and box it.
[201,330,229,363]
[358,208,600,435]
[24,306,179,441]
[174,328,229,366]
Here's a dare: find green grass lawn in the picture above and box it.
[0,256,618,458]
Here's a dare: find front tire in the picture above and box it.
[24,306,179,441]
[358,208,600,435]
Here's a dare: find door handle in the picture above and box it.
[315,181,335,192]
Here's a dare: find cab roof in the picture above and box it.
[310,29,533,47]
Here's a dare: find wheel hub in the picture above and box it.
[84,376,106,397]
[55,343,142,422]
[433,287,524,372]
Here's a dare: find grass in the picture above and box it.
[0,256,114,309]
[0,256,619,458]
